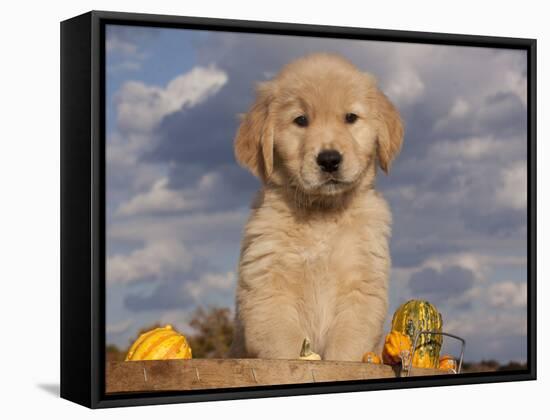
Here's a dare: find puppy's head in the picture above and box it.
[234,53,403,198]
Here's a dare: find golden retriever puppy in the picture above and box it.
[228,53,403,361]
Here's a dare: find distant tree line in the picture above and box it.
[461,359,527,373]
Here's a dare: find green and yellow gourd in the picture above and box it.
[391,300,443,369]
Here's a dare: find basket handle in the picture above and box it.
[403,330,466,377]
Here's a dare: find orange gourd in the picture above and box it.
[439,354,457,372]
[362,351,382,364]
[382,331,412,365]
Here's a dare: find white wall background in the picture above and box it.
[0,0,546,417]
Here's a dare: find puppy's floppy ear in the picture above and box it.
[370,87,404,174]
[234,81,275,182]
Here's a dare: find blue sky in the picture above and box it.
[105,24,528,363]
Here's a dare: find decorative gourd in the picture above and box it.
[299,338,321,360]
[391,300,443,369]
[439,354,457,372]
[362,351,382,364]
[125,324,192,361]
[382,331,412,365]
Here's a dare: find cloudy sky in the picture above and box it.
[105,24,528,363]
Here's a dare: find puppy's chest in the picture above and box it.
[279,219,371,347]
[280,217,369,277]
[294,227,333,264]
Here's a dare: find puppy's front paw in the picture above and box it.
[323,341,366,362]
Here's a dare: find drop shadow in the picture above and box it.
[37,383,60,397]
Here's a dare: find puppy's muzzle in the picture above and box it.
[316,149,342,173]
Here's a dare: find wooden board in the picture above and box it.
[106,359,449,394]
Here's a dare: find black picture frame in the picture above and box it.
[60,10,537,409]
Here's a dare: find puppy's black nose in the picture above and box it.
[317,149,342,172]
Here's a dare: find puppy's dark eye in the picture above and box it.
[294,115,309,127]
[345,113,358,124]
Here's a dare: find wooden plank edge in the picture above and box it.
[106,359,449,394]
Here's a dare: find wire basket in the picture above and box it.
[401,330,466,377]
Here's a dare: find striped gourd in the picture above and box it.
[125,324,192,361]
[391,300,443,368]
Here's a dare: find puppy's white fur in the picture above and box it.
[229,53,404,361]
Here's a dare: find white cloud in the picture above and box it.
[496,160,527,210]
[107,240,193,284]
[391,254,527,323]
[106,35,148,74]
[107,65,228,176]
[383,68,425,106]
[108,208,249,243]
[116,171,224,216]
[422,137,527,216]
[107,65,228,210]
[117,177,190,216]
[106,37,139,56]
[447,285,483,308]
[429,253,526,273]
[398,252,527,286]
[504,70,527,107]
[151,272,236,335]
[433,97,470,130]
[487,281,527,308]
[109,60,142,73]
[449,97,470,118]
[385,185,416,202]
[430,136,510,161]
[185,271,236,300]
[431,51,526,133]
[445,309,526,337]
[421,253,490,281]
[116,65,228,135]
[106,319,134,335]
